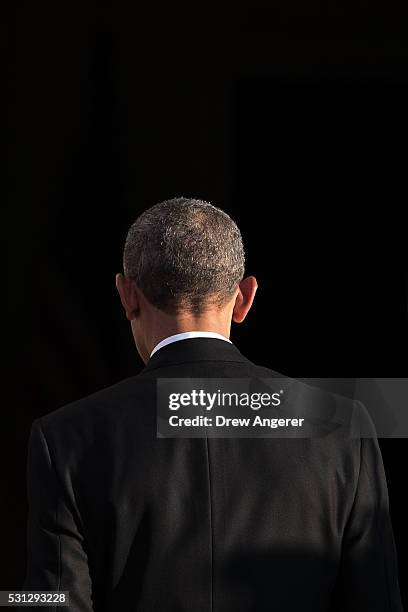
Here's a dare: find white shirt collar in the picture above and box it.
[150,331,232,358]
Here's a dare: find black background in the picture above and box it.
[8,1,408,605]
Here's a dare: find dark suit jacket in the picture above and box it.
[23,338,403,611]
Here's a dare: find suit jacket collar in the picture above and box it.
[142,337,251,373]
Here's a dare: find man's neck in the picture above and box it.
[148,309,233,355]
[150,330,232,357]
[149,322,231,355]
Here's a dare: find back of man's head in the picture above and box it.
[123,197,245,314]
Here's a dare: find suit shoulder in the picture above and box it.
[39,374,150,431]
[243,364,363,441]
[248,363,286,378]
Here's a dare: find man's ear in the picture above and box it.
[232,276,258,324]
[115,273,140,321]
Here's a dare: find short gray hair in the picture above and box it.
[122,197,245,313]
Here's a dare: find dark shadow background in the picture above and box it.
[8,1,408,606]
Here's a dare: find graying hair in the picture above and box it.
[122,197,245,313]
